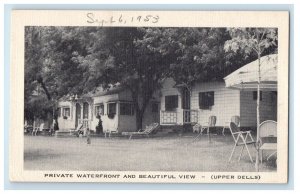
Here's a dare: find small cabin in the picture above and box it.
[159,78,277,129]
[57,87,160,133]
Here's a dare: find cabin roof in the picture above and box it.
[84,86,125,97]
[58,85,126,102]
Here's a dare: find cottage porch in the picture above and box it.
[160,109,198,125]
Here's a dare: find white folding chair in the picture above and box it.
[223,115,240,136]
[228,122,255,162]
[258,120,277,163]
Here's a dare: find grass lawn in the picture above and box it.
[24,133,277,172]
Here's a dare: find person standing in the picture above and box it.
[86,128,91,144]
[96,114,103,134]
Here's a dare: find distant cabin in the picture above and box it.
[159,78,277,129]
[57,86,160,133]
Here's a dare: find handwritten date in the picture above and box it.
[86,13,160,26]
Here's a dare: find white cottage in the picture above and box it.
[159,78,277,129]
[57,74,277,133]
[57,86,160,133]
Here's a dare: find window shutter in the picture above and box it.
[209,92,214,106]
[199,92,214,109]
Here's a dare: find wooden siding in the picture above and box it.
[117,103,159,132]
[90,94,119,132]
[159,79,241,126]
[90,90,160,133]
[57,101,75,131]
[159,78,183,124]
[58,99,94,131]
[160,78,181,110]
[240,91,277,127]
[118,89,160,132]
[191,82,240,127]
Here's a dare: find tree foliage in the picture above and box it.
[160,28,263,88]
[25,26,278,131]
[165,28,230,87]
[77,28,174,130]
[224,28,277,58]
[24,27,91,122]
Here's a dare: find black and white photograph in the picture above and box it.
[9,11,289,183]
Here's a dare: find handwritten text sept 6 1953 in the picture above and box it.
[86,12,160,26]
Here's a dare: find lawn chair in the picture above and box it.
[200,116,216,135]
[122,123,160,139]
[258,120,277,163]
[228,122,255,163]
[223,116,240,136]
[192,123,201,133]
[104,128,118,138]
[70,124,84,137]
[24,125,33,134]
[32,123,44,136]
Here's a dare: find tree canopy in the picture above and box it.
[76,27,174,129]
[25,26,90,121]
[24,26,278,130]
[224,28,277,58]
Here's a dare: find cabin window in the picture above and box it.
[57,107,61,117]
[63,107,70,117]
[83,102,89,119]
[108,103,117,115]
[95,104,104,116]
[120,103,134,115]
[152,102,159,113]
[165,95,178,111]
[253,91,262,101]
[199,91,214,109]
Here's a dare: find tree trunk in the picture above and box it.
[129,86,153,132]
[53,105,59,131]
[135,109,143,131]
[38,78,51,101]
[38,78,60,131]
[255,52,261,172]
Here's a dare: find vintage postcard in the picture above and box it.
[9,10,289,183]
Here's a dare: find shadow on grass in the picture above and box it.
[24,149,64,161]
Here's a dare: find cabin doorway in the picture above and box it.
[182,88,191,123]
[75,103,81,128]
[83,102,89,119]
